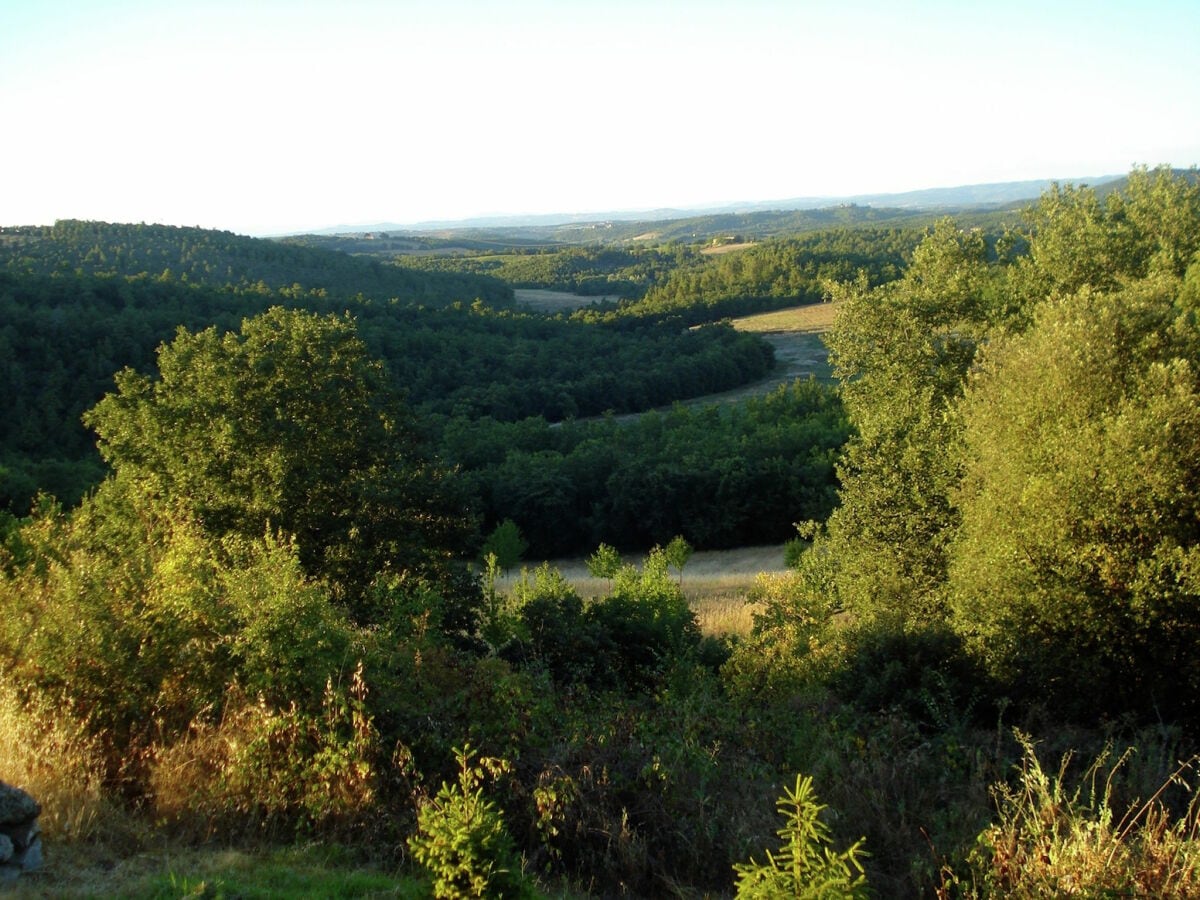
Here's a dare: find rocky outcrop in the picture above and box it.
[0,781,42,883]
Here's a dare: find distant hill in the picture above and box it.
[287,174,1125,237]
[0,219,513,307]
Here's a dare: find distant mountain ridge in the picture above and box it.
[288,174,1126,236]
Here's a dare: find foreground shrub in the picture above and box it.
[409,745,532,899]
[733,773,868,898]
[959,732,1200,897]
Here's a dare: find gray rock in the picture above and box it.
[1,819,39,850]
[20,836,42,872]
[0,833,11,864]
[0,783,39,825]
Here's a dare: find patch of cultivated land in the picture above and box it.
[701,241,757,255]
[730,301,839,335]
[513,288,619,312]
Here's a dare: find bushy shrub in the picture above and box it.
[721,571,837,702]
[826,623,995,732]
[510,553,701,693]
[584,548,700,691]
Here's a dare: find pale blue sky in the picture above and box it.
[3,0,1197,235]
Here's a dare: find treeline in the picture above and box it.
[0,220,515,307]
[437,378,849,556]
[0,267,774,512]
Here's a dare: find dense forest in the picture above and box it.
[4,167,1200,897]
[0,224,783,522]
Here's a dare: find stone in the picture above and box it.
[1,819,39,850]
[0,833,11,864]
[20,836,42,872]
[0,783,39,825]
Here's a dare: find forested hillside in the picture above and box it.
[0,219,515,307]
[586,227,923,323]
[0,265,773,513]
[5,168,1200,898]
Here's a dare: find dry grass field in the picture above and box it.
[700,241,757,255]
[497,544,787,639]
[729,301,840,334]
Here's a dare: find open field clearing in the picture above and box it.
[701,241,757,255]
[730,300,840,334]
[497,544,787,638]
[513,288,619,312]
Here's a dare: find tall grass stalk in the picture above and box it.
[963,731,1200,897]
[0,687,114,844]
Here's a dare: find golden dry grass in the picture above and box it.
[730,301,840,335]
[0,688,115,844]
[701,241,757,256]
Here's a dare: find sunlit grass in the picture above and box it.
[9,844,426,900]
[0,687,116,845]
[730,301,840,334]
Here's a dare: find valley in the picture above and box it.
[3,167,1200,898]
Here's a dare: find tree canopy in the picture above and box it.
[792,165,1200,720]
[84,307,474,613]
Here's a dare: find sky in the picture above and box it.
[3,0,1198,236]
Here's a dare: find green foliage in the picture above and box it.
[84,307,474,617]
[151,663,380,838]
[0,219,513,307]
[663,534,693,585]
[812,220,1000,627]
[507,565,598,686]
[0,255,777,515]
[948,274,1200,718]
[588,548,702,690]
[451,378,848,556]
[591,227,921,325]
[733,774,868,898]
[399,243,689,299]
[408,745,532,899]
[221,533,359,707]
[0,500,233,756]
[721,571,839,701]
[481,519,527,575]
[825,624,992,732]
[585,542,622,580]
[783,536,809,569]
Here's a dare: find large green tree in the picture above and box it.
[948,272,1200,716]
[807,220,1001,625]
[83,307,475,615]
